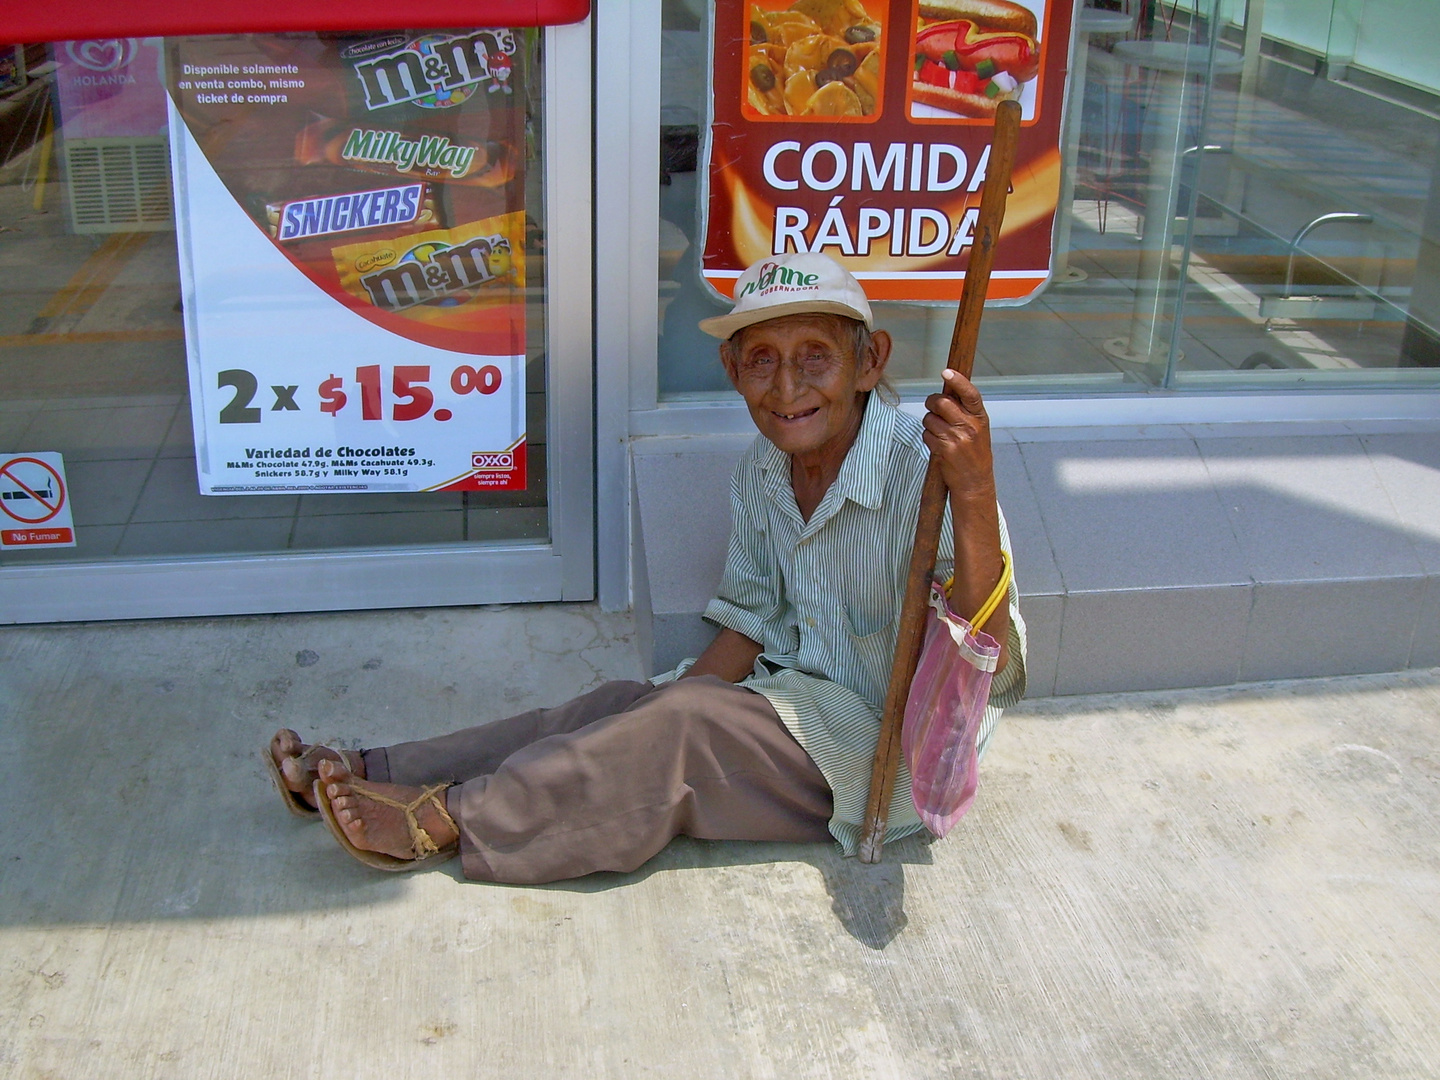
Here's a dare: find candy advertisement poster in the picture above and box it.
[703,0,1075,303]
[166,30,531,494]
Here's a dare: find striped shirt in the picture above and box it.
[664,395,1027,855]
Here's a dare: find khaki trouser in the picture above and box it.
[362,675,834,884]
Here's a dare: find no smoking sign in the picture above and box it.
[0,453,77,549]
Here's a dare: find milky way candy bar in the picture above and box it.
[294,116,517,189]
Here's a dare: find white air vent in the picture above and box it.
[66,137,173,234]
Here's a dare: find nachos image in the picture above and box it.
[744,0,885,119]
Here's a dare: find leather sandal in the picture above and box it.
[263,741,364,818]
[314,777,459,872]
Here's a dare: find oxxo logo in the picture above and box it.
[472,451,515,471]
[739,262,821,298]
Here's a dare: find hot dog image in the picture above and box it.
[910,0,1041,119]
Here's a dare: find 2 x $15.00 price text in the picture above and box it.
[215,363,504,424]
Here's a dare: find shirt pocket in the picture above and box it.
[843,596,895,640]
[838,615,895,706]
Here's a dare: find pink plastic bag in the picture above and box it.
[901,580,1001,837]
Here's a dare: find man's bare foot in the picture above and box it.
[268,729,364,811]
[317,758,459,862]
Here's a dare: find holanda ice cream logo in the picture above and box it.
[65,39,139,72]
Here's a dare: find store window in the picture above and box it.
[656,0,1440,397]
[0,29,550,565]
[1166,0,1440,386]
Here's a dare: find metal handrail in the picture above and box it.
[1188,179,1404,318]
[1283,212,1374,297]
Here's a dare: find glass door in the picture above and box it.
[0,20,593,622]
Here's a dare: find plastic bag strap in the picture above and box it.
[942,547,1012,632]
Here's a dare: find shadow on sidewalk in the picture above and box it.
[537,832,931,950]
[1,727,927,951]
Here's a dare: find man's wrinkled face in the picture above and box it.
[721,314,889,461]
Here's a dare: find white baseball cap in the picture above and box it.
[699,252,874,340]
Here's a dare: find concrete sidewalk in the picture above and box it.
[2,603,1438,1078]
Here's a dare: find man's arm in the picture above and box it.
[923,369,1011,674]
[681,626,764,682]
[946,487,1011,675]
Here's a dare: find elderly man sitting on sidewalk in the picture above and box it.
[266,252,1026,883]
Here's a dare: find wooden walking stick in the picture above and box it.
[858,99,1022,865]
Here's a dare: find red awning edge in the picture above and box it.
[1,1,591,43]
